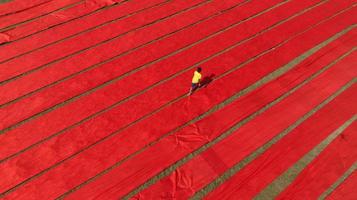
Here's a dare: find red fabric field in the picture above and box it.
[0,0,254,107]
[0,0,52,17]
[0,0,301,160]
[206,77,357,199]
[0,0,252,124]
[0,0,356,199]
[0,0,83,27]
[136,30,357,199]
[63,46,357,200]
[0,0,167,62]
[0,0,127,43]
[327,171,357,200]
[277,121,357,199]
[0,0,264,160]
[0,0,343,194]
[0,0,207,83]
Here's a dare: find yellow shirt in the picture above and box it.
[192,71,202,83]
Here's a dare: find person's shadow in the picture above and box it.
[199,73,215,88]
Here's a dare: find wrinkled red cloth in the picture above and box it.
[0,33,10,44]
[86,0,118,7]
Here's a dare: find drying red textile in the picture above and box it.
[0,0,167,62]
[2,5,355,199]
[206,67,357,200]
[0,0,249,106]
[0,0,208,83]
[136,30,357,199]
[0,0,82,30]
[0,0,290,160]
[65,32,357,200]
[0,32,10,43]
[327,171,357,200]
[277,122,357,199]
[0,0,52,17]
[0,0,125,43]
[0,0,307,192]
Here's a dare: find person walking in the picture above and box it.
[188,67,202,96]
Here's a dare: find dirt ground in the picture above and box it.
[0,0,11,4]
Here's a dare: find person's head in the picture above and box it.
[197,67,202,73]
